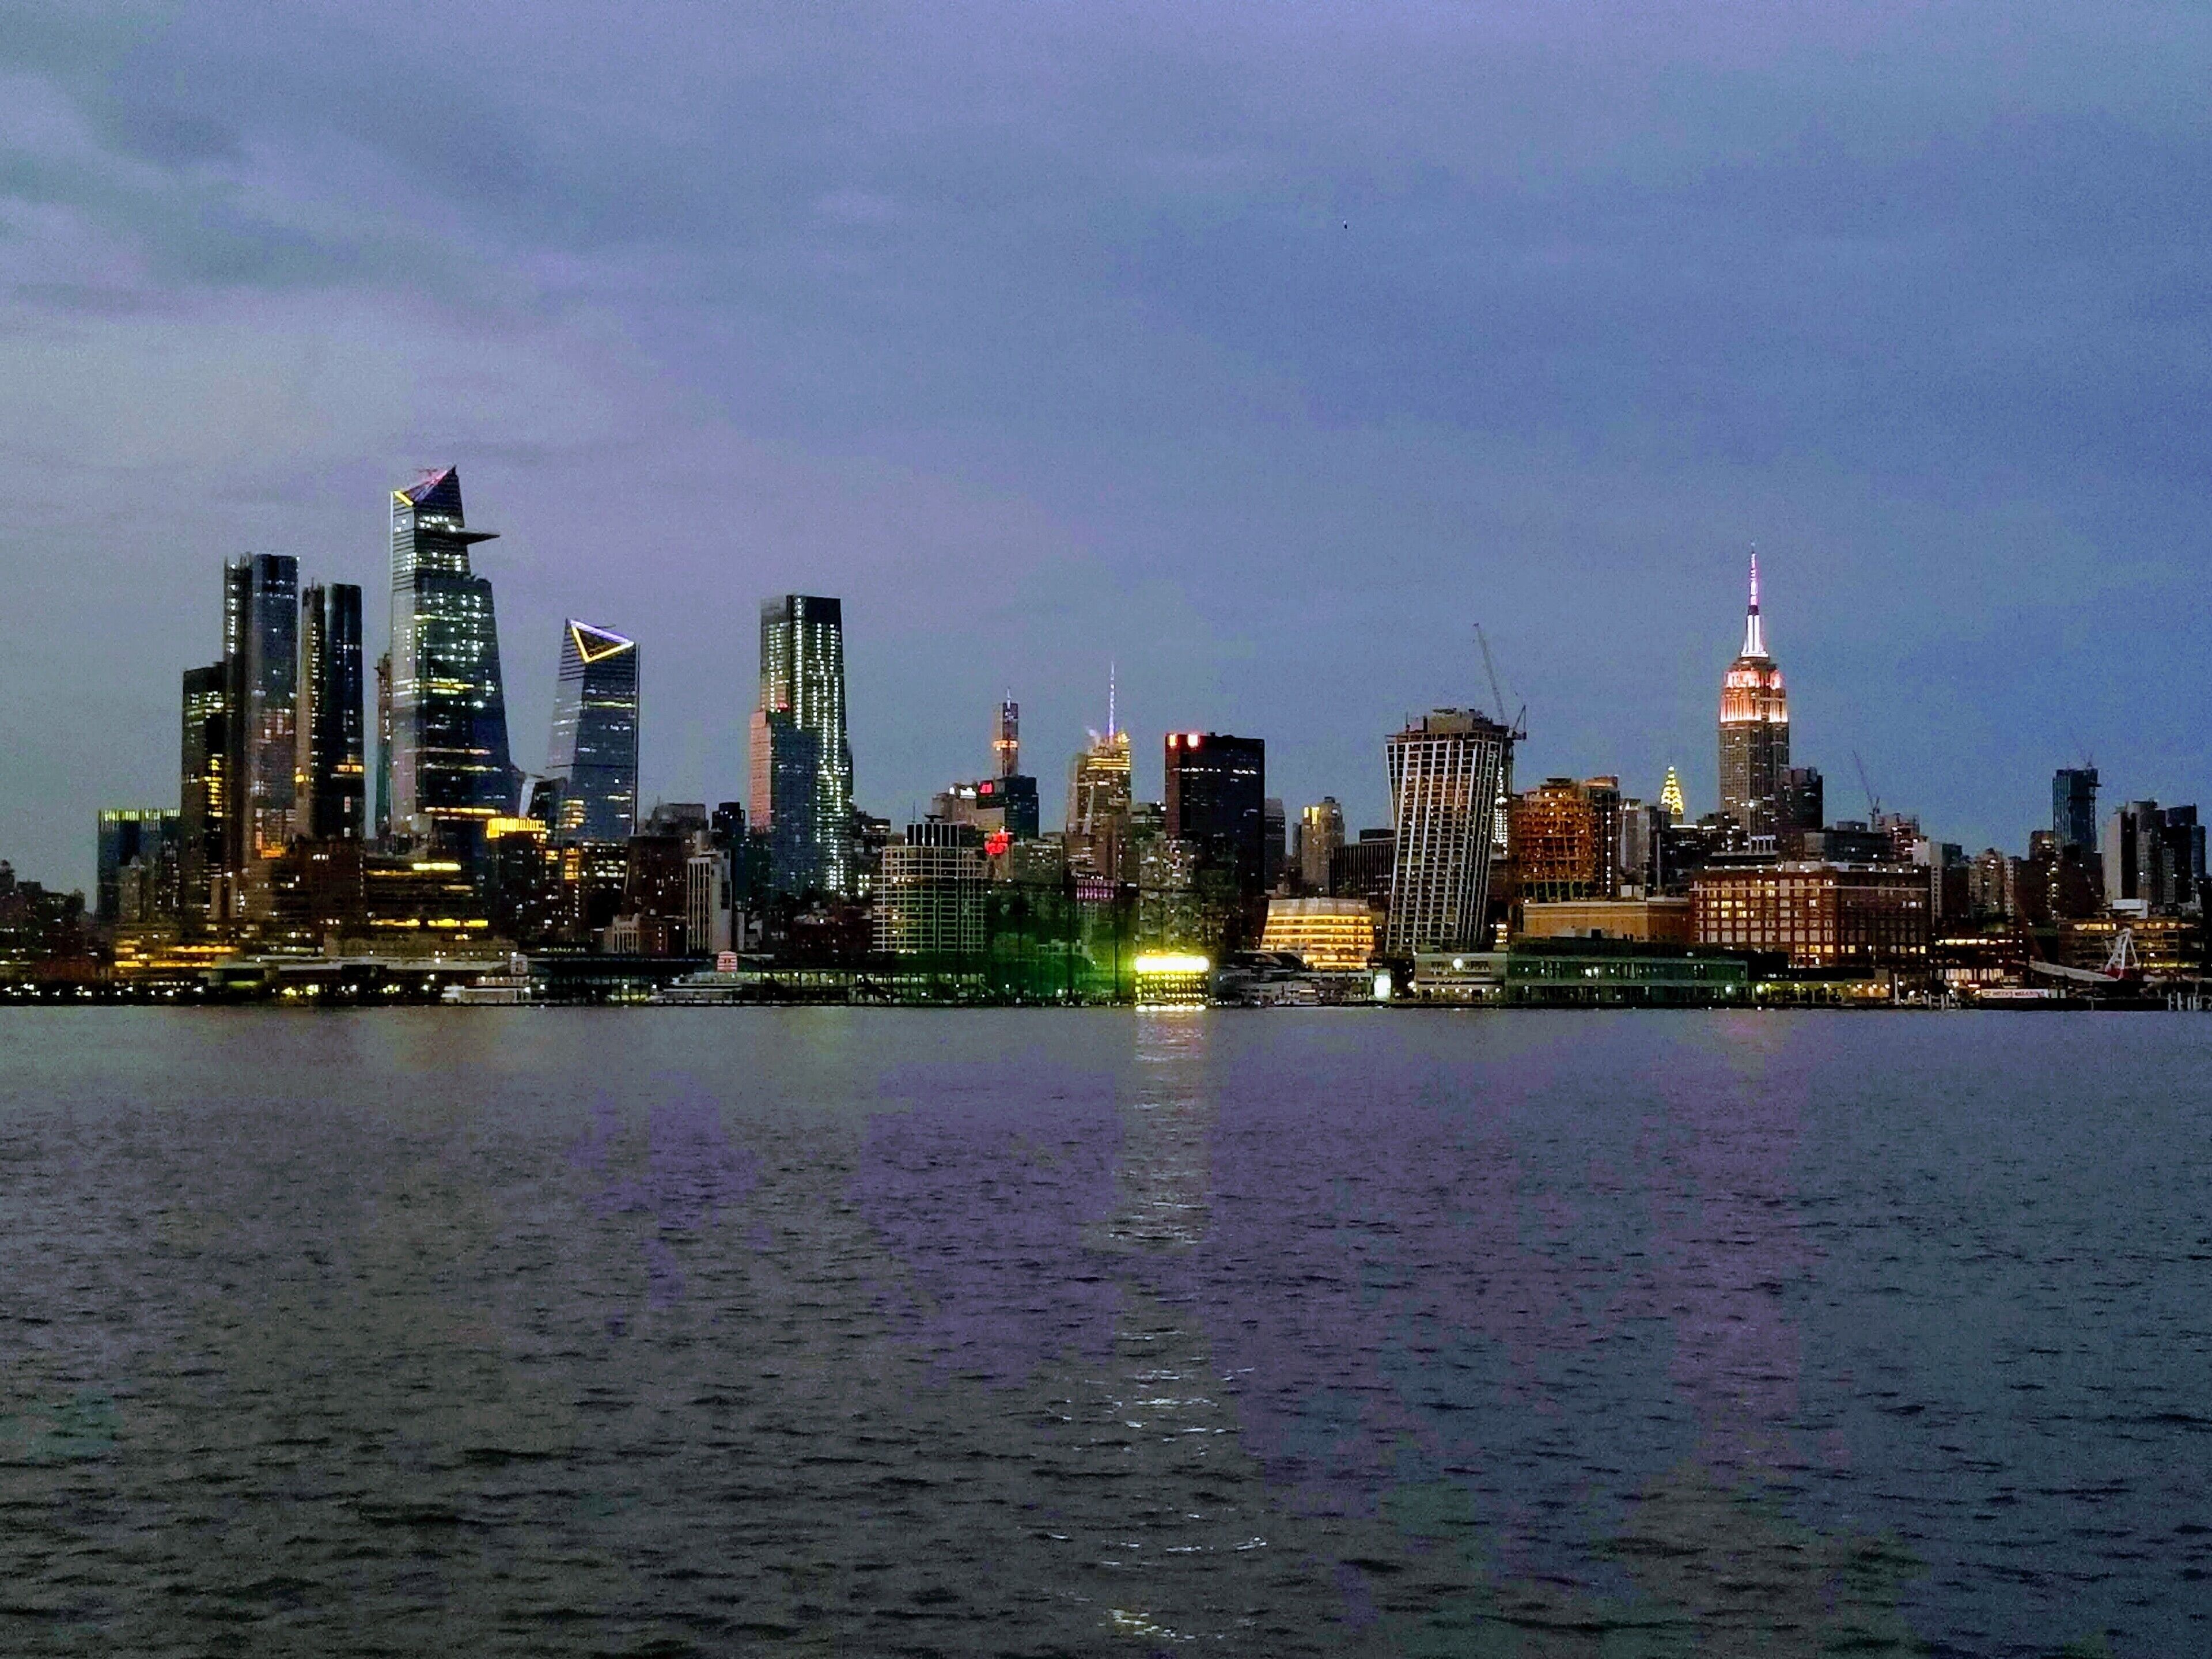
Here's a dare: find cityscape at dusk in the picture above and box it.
[3,7,2209,1656]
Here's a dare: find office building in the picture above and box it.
[1066,726,1134,880]
[1718,552,1790,835]
[385,467,517,857]
[1296,798,1344,893]
[1692,862,1931,969]
[876,821,986,957]
[2053,767,2099,858]
[222,553,300,904]
[1778,766,1824,836]
[1163,732,1266,899]
[297,582,365,841]
[1263,798,1287,891]
[96,809,182,925]
[179,663,229,926]
[750,594,853,896]
[1331,828,1397,908]
[543,620,640,842]
[1257,897,1377,972]
[1658,766,1687,825]
[1383,709,1513,956]
[2105,801,2207,913]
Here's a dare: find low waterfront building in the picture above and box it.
[1518,897,1692,945]
[1505,938,1752,1006]
[1692,862,1931,970]
[1257,897,1378,972]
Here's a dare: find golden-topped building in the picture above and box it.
[1718,551,1789,836]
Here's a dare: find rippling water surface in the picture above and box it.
[2,1009,2207,1656]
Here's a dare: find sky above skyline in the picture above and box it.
[3,2,2209,887]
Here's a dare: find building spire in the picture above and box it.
[1741,546,1767,658]
[1107,661,1118,739]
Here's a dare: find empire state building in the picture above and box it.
[1718,551,1789,836]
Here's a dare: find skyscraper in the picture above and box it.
[297,582,366,840]
[2053,767,2099,858]
[96,809,181,925]
[1163,732,1267,900]
[1297,798,1345,892]
[1718,551,1789,836]
[1384,709,1513,956]
[385,467,516,858]
[1066,725,1134,881]
[1658,765,1687,825]
[749,595,853,896]
[543,620,641,842]
[222,553,299,910]
[993,697,1020,778]
[179,662,228,926]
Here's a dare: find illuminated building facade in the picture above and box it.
[543,620,640,842]
[1384,709,1513,956]
[1297,798,1344,892]
[298,582,366,840]
[1718,552,1789,836]
[1066,728,1134,879]
[222,553,299,907]
[1258,897,1377,971]
[1691,862,1931,969]
[1510,779,1604,904]
[750,594,853,896]
[875,821,986,957]
[385,467,516,858]
[96,809,182,925]
[179,662,229,925]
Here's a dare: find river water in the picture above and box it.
[1,1009,2206,1656]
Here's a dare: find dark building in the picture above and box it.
[2101,800,2202,912]
[543,620,640,842]
[1718,552,1790,836]
[385,467,517,859]
[751,595,853,896]
[1330,829,1397,908]
[222,552,299,907]
[179,662,229,926]
[1778,766,1824,835]
[2053,767,2099,858]
[1262,797,1287,891]
[298,582,366,840]
[95,810,182,925]
[1164,731,1267,900]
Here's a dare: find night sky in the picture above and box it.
[4,3,2207,888]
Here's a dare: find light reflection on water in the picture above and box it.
[0,1008,2206,1655]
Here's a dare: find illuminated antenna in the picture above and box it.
[1107,661,1118,738]
[1741,546,1767,658]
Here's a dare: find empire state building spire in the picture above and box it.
[1741,548,1767,659]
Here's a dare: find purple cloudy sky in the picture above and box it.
[3,2,2208,884]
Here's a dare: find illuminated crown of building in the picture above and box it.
[1659,766,1686,821]
[1720,549,1787,727]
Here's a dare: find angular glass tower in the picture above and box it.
[298,582,366,840]
[543,619,641,842]
[749,595,853,896]
[385,467,516,858]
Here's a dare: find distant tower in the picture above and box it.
[1658,765,1687,825]
[543,620,641,842]
[993,696,1020,778]
[222,552,298,910]
[298,582,366,840]
[1718,551,1789,836]
[2053,767,2099,858]
[749,595,854,896]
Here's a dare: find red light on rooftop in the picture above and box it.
[984,831,1012,857]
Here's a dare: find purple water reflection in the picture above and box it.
[573,1084,759,1308]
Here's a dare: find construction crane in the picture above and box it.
[1474,624,1528,739]
[1852,750,1881,821]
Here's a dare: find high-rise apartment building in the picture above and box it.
[222,553,299,912]
[2053,767,2099,858]
[749,594,853,896]
[1297,798,1345,892]
[1718,552,1789,836]
[876,821,986,957]
[298,583,366,840]
[1163,732,1267,899]
[179,662,228,926]
[385,467,516,858]
[1384,709,1513,956]
[543,620,641,842]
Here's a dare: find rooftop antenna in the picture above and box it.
[1107,661,1118,738]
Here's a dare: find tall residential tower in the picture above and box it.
[1384,709,1513,956]
[750,595,853,895]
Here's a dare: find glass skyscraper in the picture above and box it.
[222,552,298,909]
[749,595,853,896]
[179,662,228,926]
[543,619,640,842]
[298,582,366,840]
[385,467,516,858]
